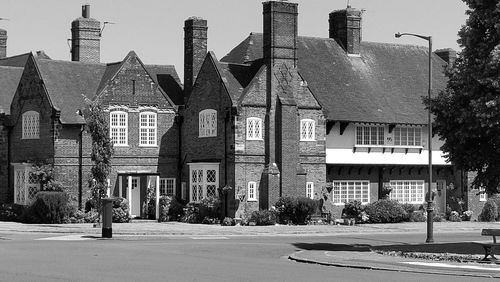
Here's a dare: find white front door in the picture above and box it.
[131,177,141,217]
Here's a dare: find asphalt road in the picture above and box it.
[0,231,491,282]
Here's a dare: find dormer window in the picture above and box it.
[355,126,384,145]
[199,109,217,138]
[246,117,263,140]
[300,119,315,141]
[22,111,40,139]
[394,127,421,146]
[110,111,128,146]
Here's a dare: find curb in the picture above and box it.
[288,250,500,279]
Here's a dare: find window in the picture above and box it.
[306,182,314,199]
[394,127,421,146]
[389,180,424,204]
[199,109,217,137]
[189,163,219,202]
[300,119,315,141]
[160,178,176,197]
[356,126,384,145]
[436,180,446,191]
[110,111,128,146]
[480,186,487,202]
[139,112,157,146]
[248,181,257,201]
[22,111,39,139]
[332,181,369,204]
[246,118,263,140]
[13,164,40,205]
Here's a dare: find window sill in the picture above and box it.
[246,138,263,141]
[113,144,129,147]
[353,145,424,154]
[247,199,257,202]
[333,202,368,206]
[300,139,316,142]
[138,145,158,148]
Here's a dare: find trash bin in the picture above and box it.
[102,198,114,238]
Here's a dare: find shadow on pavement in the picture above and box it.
[372,242,483,255]
[292,243,372,252]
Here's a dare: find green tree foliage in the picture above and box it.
[83,97,114,212]
[430,0,500,195]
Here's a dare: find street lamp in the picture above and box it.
[395,32,434,243]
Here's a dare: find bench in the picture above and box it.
[479,229,500,262]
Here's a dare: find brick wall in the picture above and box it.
[0,118,9,203]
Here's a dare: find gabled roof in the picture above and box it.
[0,51,51,68]
[0,66,23,114]
[35,58,106,124]
[145,64,183,105]
[222,33,448,124]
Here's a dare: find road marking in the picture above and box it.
[190,236,228,240]
[36,234,99,241]
[401,261,500,271]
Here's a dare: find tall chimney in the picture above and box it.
[71,4,101,63]
[263,1,298,67]
[0,28,6,59]
[435,48,456,67]
[329,7,362,55]
[184,17,207,99]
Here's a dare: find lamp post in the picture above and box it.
[395,32,434,243]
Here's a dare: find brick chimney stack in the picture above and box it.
[184,17,207,100]
[263,1,298,67]
[329,6,362,55]
[71,4,101,63]
[0,28,6,59]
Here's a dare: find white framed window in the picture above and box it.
[110,111,128,146]
[332,181,370,204]
[160,178,176,197]
[356,126,384,146]
[389,180,425,204]
[139,111,157,146]
[13,164,40,205]
[248,181,257,201]
[199,109,217,137]
[189,163,219,202]
[480,186,487,202]
[22,111,39,139]
[246,117,263,140]
[306,182,314,199]
[300,119,315,141]
[394,127,422,146]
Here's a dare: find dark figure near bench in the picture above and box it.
[479,229,500,263]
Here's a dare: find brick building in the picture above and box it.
[2,5,183,219]
[180,1,469,218]
[0,2,479,220]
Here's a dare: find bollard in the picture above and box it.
[102,198,114,238]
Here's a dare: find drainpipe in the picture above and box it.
[78,124,84,209]
[175,113,183,199]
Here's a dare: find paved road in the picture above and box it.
[0,230,493,282]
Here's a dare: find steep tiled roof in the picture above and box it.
[146,64,183,105]
[221,33,448,124]
[0,66,23,114]
[0,51,51,68]
[35,58,106,124]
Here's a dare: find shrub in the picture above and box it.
[462,210,473,221]
[342,200,365,222]
[364,199,407,223]
[479,199,498,222]
[294,198,318,225]
[409,210,426,222]
[221,217,235,226]
[158,196,185,222]
[22,191,74,224]
[181,203,201,223]
[250,210,277,226]
[0,203,24,222]
[112,197,130,223]
[201,216,219,224]
[198,197,221,220]
[448,211,461,222]
[401,203,417,222]
[275,197,318,225]
[275,197,295,224]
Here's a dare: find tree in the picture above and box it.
[429,0,500,195]
[83,96,114,213]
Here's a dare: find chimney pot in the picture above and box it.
[82,4,90,18]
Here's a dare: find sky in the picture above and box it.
[1,0,469,79]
